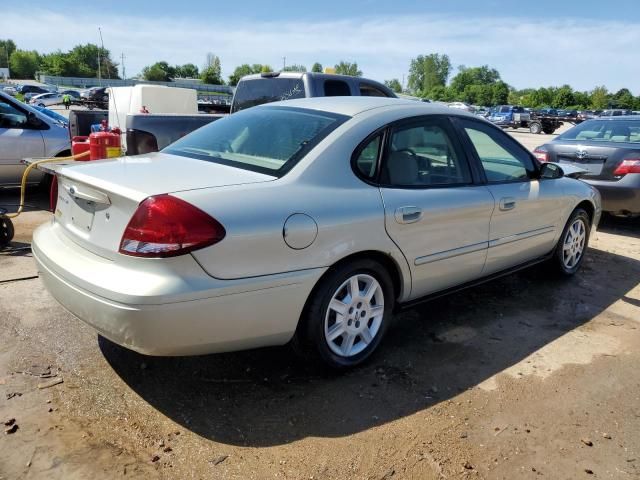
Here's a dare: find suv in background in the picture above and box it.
[231,72,396,113]
[600,109,632,117]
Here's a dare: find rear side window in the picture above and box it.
[164,107,348,176]
[354,134,382,180]
[382,120,472,187]
[360,83,388,97]
[324,80,351,96]
[232,78,306,112]
[558,120,640,143]
[0,100,27,128]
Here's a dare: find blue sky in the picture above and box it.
[3,1,639,93]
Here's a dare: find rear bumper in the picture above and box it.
[584,174,640,214]
[32,221,325,356]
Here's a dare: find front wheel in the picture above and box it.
[549,208,591,276]
[529,122,542,134]
[293,259,394,369]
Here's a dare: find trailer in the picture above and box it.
[488,105,582,135]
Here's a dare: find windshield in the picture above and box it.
[232,78,306,113]
[558,119,640,143]
[164,106,348,176]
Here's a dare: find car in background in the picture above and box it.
[80,86,109,102]
[488,105,530,128]
[534,116,640,216]
[537,107,558,116]
[33,97,600,368]
[578,110,601,121]
[60,89,81,100]
[0,91,70,186]
[231,72,396,113]
[448,101,474,112]
[600,109,632,117]
[557,109,578,118]
[2,85,18,96]
[29,92,64,107]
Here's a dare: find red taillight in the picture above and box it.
[533,148,549,162]
[119,194,226,258]
[613,159,640,176]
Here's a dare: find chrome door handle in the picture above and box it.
[394,206,423,224]
[499,197,516,211]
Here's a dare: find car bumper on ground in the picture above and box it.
[585,174,640,215]
[32,222,325,356]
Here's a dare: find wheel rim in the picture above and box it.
[324,273,384,358]
[562,218,586,269]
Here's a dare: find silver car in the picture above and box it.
[33,97,601,368]
[0,91,70,186]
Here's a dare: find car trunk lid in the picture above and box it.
[547,142,640,180]
[53,152,275,258]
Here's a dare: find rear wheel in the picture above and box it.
[293,259,394,369]
[549,208,590,276]
[543,126,556,134]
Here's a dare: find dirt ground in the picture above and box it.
[1,128,639,480]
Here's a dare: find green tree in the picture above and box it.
[9,50,40,79]
[228,63,264,86]
[426,84,449,101]
[407,53,451,96]
[0,39,17,68]
[200,54,222,84]
[41,51,74,77]
[491,81,509,105]
[384,78,402,93]
[612,88,635,109]
[572,91,590,109]
[260,64,273,73]
[282,64,306,72]
[551,85,575,108]
[449,65,501,97]
[141,61,175,82]
[590,86,609,110]
[175,63,199,78]
[311,62,323,73]
[334,61,362,77]
[68,43,118,78]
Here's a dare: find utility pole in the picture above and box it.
[282,56,286,70]
[120,52,126,79]
[98,27,106,82]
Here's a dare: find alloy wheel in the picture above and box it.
[324,274,384,357]
[562,218,586,269]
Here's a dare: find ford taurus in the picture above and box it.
[33,97,601,368]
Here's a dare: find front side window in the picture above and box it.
[381,120,471,187]
[0,100,27,128]
[164,107,348,176]
[460,120,535,182]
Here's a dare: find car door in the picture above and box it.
[0,97,45,185]
[372,116,494,299]
[454,117,565,275]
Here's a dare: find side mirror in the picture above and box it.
[539,162,564,179]
[26,111,43,128]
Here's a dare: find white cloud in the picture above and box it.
[2,9,639,94]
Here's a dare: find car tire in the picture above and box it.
[549,208,591,276]
[543,126,556,135]
[292,259,395,369]
[0,215,14,248]
[529,122,542,134]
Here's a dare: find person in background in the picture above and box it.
[62,93,71,110]
[140,105,150,114]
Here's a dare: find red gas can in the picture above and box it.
[89,128,122,160]
[71,136,91,160]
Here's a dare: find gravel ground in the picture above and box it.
[0,127,638,480]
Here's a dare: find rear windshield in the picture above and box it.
[558,119,640,143]
[164,107,348,176]
[232,78,306,112]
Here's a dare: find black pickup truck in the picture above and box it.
[124,72,397,154]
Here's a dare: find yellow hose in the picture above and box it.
[5,150,90,219]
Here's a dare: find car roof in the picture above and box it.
[260,96,477,118]
[588,115,640,120]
